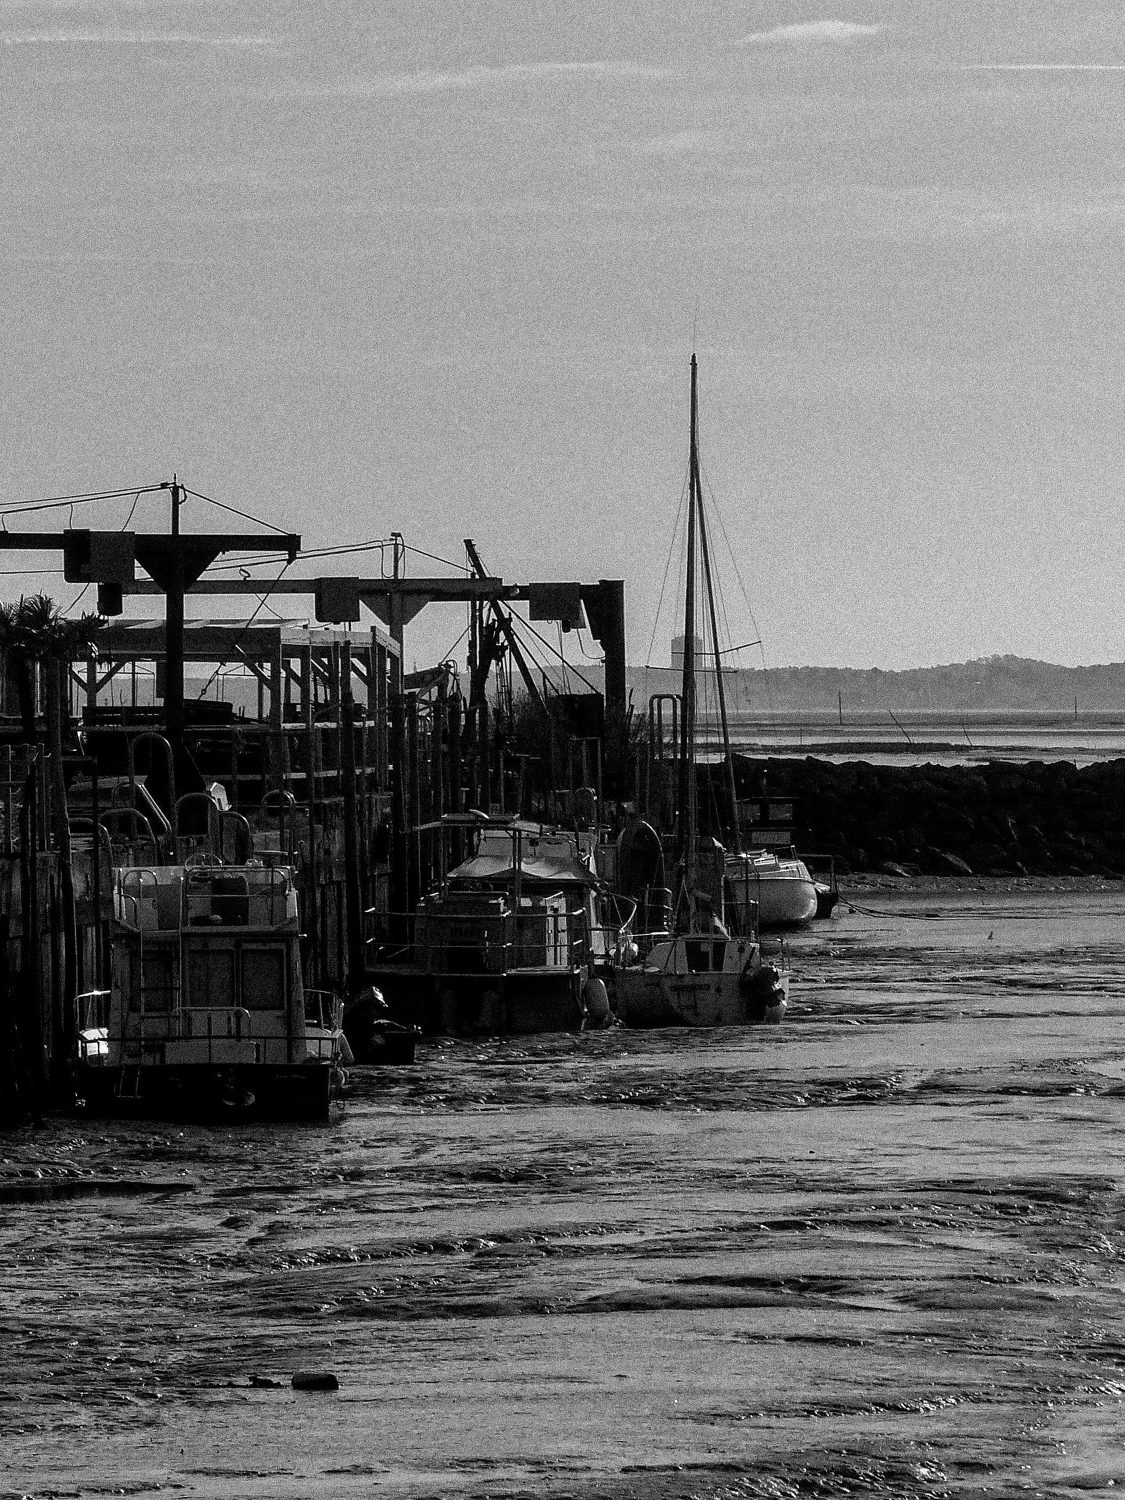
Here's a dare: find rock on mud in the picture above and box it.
[291,1370,339,1392]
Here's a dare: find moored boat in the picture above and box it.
[368,812,624,1036]
[74,860,347,1121]
[725,848,819,929]
[605,354,788,1029]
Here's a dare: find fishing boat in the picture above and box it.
[369,811,625,1036]
[73,859,347,1121]
[605,354,787,1028]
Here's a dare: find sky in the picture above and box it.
[1,0,1124,675]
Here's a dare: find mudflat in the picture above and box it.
[3,882,1124,1498]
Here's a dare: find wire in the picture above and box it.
[505,608,600,696]
[645,470,690,669]
[183,486,289,537]
[0,483,166,517]
[440,624,470,662]
[201,538,393,575]
[402,542,467,572]
[192,560,294,701]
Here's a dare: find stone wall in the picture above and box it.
[727,756,1125,877]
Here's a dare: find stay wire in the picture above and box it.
[193,559,294,701]
[644,470,690,668]
[183,487,289,537]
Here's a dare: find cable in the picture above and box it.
[183,486,289,537]
[401,542,467,572]
[644,471,690,668]
[201,538,393,574]
[192,560,294,701]
[0,483,166,517]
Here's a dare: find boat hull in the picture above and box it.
[366,964,584,1037]
[607,961,788,1029]
[75,1062,342,1123]
[755,876,818,927]
[726,856,819,928]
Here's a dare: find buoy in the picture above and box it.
[582,975,612,1029]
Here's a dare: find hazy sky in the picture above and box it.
[2,1,1123,672]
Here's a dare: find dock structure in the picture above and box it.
[0,518,628,1118]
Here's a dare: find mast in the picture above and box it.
[677,356,699,873]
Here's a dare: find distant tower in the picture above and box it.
[671,633,704,671]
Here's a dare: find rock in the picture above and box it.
[292,1370,339,1392]
[249,1375,282,1389]
[931,848,974,875]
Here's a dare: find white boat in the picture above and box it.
[74,860,346,1121]
[606,355,787,1028]
[725,848,819,928]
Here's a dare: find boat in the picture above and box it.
[725,847,819,928]
[369,812,625,1036]
[604,354,787,1028]
[73,859,347,1121]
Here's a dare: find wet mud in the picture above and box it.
[3,886,1125,1498]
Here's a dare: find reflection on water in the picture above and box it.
[4,885,1125,1498]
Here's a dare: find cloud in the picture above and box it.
[0,24,275,46]
[736,20,884,46]
[308,59,674,99]
[965,63,1125,73]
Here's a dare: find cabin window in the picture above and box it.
[188,948,235,1008]
[139,951,176,1011]
[241,947,286,1010]
[684,939,726,973]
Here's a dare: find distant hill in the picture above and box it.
[622,656,1125,715]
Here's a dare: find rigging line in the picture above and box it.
[201,539,393,573]
[439,624,470,663]
[700,475,768,718]
[402,542,468,572]
[192,560,293,701]
[701,464,772,710]
[183,487,289,536]
[644,471,691,668]
[702,463,765,647]
[507,609,599,695]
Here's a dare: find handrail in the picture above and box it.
[100,807,159,864]
[127,731,177,855]
[75,988,111,1029]
[304,988,343,1030]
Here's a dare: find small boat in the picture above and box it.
[725,848,819,928]
[73,860,347,1121]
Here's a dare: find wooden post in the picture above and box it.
[340,642,363,990]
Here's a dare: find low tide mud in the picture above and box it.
[4,885,1125,1498]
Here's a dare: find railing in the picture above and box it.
[182,1006,252,1042]
[368,902,591,973]
[304,988,343,1032]
[76,988,111,1030]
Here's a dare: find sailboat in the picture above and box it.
[607,355,787,1028]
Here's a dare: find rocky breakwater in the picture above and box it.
[728,755,1125,877]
